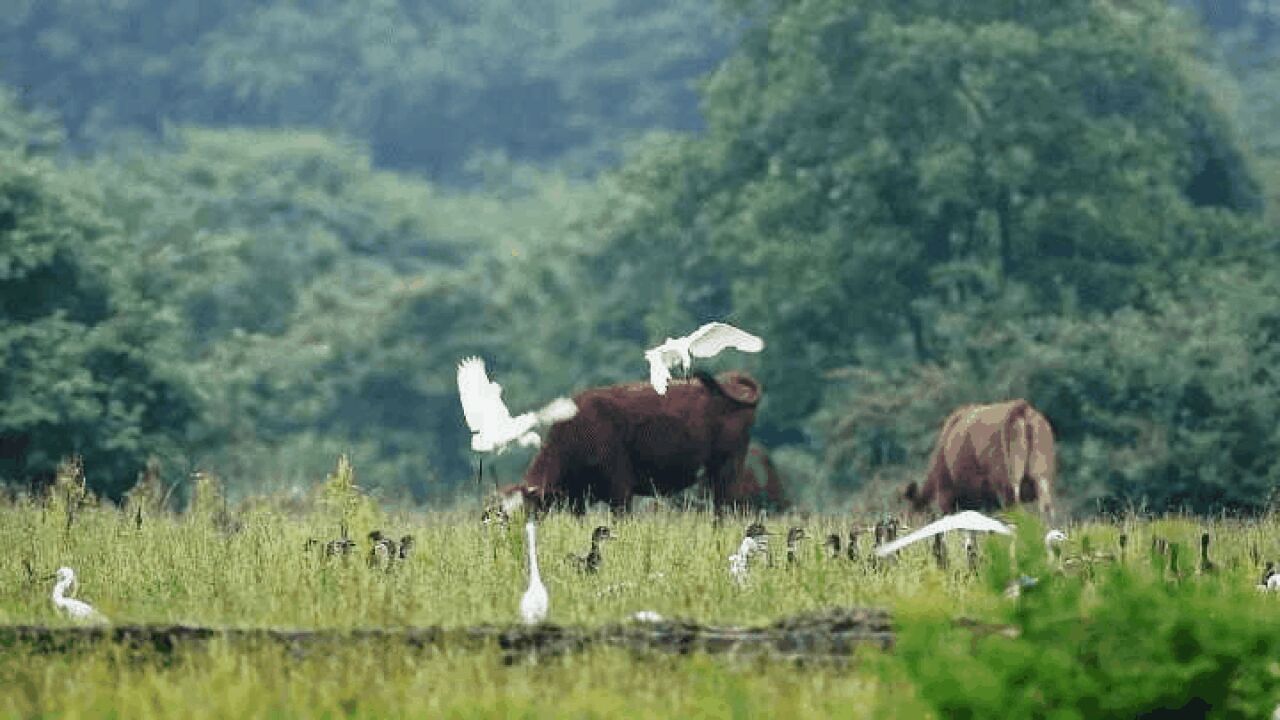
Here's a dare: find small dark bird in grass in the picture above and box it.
[307,523,357,558]
[368,530,397,568]
[847,528,861,562]
[568,526,614,574]
[932,532,948,571]
[305,537,356,558]
[398,535,415,560]
[1258,561,1279,591]
[481,505,510,530]
[786,527,807,566]
[824,533,842,559]
[1198,532,1216,575]
[964,534,979,574]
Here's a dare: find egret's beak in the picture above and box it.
[38,572,57,582]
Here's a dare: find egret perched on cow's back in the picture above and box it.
[48,567,107,624]
[644,322,764,395]
[520,520,549,625]
[874,510,1012,558]
[457,357,578,457]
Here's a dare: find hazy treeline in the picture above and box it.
[1,0,1278,514]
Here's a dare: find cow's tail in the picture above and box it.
[1005,401,1031,506]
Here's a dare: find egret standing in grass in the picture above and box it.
[728,523,772,584]
[1044,529,1068,564]
[644,322,764,395]
[520,520,549,625]
[48,567,107,624]
[457,357,579,483]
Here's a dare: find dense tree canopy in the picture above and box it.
[0,0,731,181]
[0,89,195,497]
[0,0,1277,513]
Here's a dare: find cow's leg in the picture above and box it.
[1005,414,1029,507]
[603,454,637,516]
[709,447,750,516]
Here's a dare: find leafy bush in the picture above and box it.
[897,515,1280,718]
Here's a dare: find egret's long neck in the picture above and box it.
[526,523,541,583]
[53,577,73,600]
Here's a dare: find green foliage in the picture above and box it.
[0,0,730,180]
[821,263,1280,513]
[0,97,195,498]
[585,0,1266,434]
[900,539,1280,717]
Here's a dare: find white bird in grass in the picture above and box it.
[520,520,549,625]
[874,510,1012,558]
[728,523,773,584]
[457,357,578,453]
[1044,529,1068,563]
[48,567,107,624]
[644,322,764,395]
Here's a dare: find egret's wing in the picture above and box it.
[534,397,578,426]
[949,511,1014,535]
[686,322,765,358]
[457,357,513,433]
[875,511,1011,557]
[645,349,672,395]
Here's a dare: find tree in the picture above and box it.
[0,88,196,498]
[586,0,1264,433]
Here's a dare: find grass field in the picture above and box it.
[5,468,1280,718]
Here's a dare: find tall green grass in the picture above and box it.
[6,463,1280,717]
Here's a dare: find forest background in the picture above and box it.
[2,0,1279,516]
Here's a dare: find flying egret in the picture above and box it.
[457,357,579,455]
[644,322,764,395]
[520,520,549,625]
[874,510,1012,558]
[48,567,107,624]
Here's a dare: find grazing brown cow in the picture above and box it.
[720,443,791,512]
[515,370,761,514]
[903,399,1056,520]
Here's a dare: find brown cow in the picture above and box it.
[903,399,1056,520]
[515,370,761,514]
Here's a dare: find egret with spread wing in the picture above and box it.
[644,322,764,395]
[874,510,1012,557]
[457,357,578,454]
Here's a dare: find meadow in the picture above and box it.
[4,463,1280,718]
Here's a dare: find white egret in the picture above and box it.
[644,322,764,395]
[1044,529,1068,563]
[1259,562,1280,592]
[728,523,772,584]
[520,520,549,625]
[631,610,665,623]
[49,567,107,624]
[874,510,1012,558]
[457,357,578,454]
